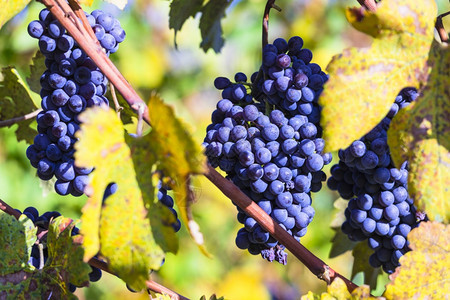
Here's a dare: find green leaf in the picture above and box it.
[329,229,357,258]
[0,212,36,275]
[26,51,47,96]
[200,295,225,300]
[45,216,91,288]
[146,94,208,254]
[384,222,450,299]
[0,67,39,144]
[126,135,179,254]
[169,0,203,47]
[75,105,164,290]
[320,0,437,152]
[0,0,30,29]
[351,242,381,289]
[387,41,450,223]
[199,0,231,53]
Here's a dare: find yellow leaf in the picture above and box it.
[384,222,450,299]
[75,106,164,290]
[300,277,382,299]
[387,41,450,223]
[320,0,437,152]
[0,0,30,29]
[146,94,209,254]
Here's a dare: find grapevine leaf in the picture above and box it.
[0,212,36,275]
[199,0,231,53]
[329,229,357,258]
[126,135,179,254]
[0,67,39,144]
[105,89,134,125]
[75,106,165,290]
[352,242,381,289]
[384,222,450,299]
[169,0,203,47]
[199,295,225,300]
[387,41,450,223]
[300,277,381,299]
[146,94,209,254]
[45,217,91,287]
[26,51,46,95]
[320,0,437,152]
[0,0,30,29]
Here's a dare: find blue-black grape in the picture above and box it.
[26,8,126,196]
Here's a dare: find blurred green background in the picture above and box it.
[0,0,449,299]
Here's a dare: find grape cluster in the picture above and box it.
[157,182,182,232]
[204,36,331,264]
[327,88,425,274]
[17,207,102,293]
[25,9,126,196]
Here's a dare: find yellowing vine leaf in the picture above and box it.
[320,0,437,152]
[0,67,39,144]
[388,41,450,223]
[0,0,30,29]
[75,106,164,290]
[146,94,209,255]
[384,222,450,299]
[300,277,381,300]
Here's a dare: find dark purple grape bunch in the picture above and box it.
[204,39,332,263]
[25,9,126,197]
[157,181,182,232]
[253,37,328,126]
[18,207,102,293]
[327,88,426,274]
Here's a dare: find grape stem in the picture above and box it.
[204,165,359,292]
[262,0,281,48]
[0,109,43,127]
[0,198,189,300]
[37,0,357,294]
[356,0,377,12]
[109,82,123,118]
[435,11,450,43]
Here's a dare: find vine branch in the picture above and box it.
[0,109,42,127]
[204,165,358,292]
[356,0,377,12]
[435,11,450,43]
[0,198,188,300]
[262,0,281,48]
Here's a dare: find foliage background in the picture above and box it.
[0,0,448,299]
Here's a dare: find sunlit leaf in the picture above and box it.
[0,67,39,144]
[384,222,450,299]
[352,242,381,289]
[75,106,164,289]
[0,212,36,275]
[387,41,450,223]
[199,0,231,53]
[0,0,30,29]
[300,277,381,299]
[147,94,208,254]
[320,0,437,152]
